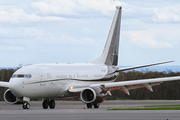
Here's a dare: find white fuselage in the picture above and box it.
[9,63,119,99]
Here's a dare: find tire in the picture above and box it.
[22,104,26,109]
[49,100,55,109]
[26,103,30,109]
[87,103,92,108]
[22,102,30,109]
[94,103,100,108]
[42,100,48,109]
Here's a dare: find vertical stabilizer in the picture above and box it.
[92,6,122,66]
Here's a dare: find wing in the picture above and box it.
[116,60,174,72]
[69,76,180,95]
[0,82,9,88]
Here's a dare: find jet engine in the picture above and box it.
[80,87,105,104]
[3,89,21,104]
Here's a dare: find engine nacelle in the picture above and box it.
[80,87,105,104]
[3,89,20,104]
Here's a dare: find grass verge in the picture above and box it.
[108,104,180,110]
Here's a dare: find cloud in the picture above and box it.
[151,4,180,23]
[0,39,32,46]
[82,28,94,35]
[31,0,124,17]
[0,45,25,51]
[0,26,48,39]
[0,0,179,25]
[0,0,125,24]
[0,7,66,24]
[124,29,173,48]
[33,35,95,46]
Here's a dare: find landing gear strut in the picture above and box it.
[22,102,30,109]
[42,99,55,109]
[87,103,92,108]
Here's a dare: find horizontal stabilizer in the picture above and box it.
[117,60,174,72]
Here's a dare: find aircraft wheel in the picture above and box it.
[94,103,100,108]
[87,103,92,108]
[23,102,30,109]
[42,100,48,109]
[49,100,55,109]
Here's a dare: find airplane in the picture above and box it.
[0,6,180,109]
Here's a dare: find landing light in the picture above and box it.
[70,86,74,90]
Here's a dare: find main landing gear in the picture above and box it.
[86,103,100,109]
[22,99,55,109]
[42,99,55,109]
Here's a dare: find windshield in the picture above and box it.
[11,74,32,79]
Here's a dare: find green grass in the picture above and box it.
[108,104,180,110]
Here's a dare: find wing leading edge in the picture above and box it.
[69,76,180,95]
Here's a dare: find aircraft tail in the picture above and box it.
[92,6,122,66]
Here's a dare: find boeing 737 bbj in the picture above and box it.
[0,6,180,109]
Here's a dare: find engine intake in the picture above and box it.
[4,89,19,104]
[80,87,105,104]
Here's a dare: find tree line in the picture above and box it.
[0,69,16,101]
[0,68,180,101]
[107,69,180,100]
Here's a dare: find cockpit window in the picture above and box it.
[11,74,32,79]
[11,74,17,78]
[25,74,32,79]
[17,74,24,78]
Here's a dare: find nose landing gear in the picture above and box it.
[22,102,30,109]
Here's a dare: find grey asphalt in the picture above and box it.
[0,100,180,120]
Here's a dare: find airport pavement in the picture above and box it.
[0,100,180,120]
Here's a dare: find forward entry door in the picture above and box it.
[36,68,45,86]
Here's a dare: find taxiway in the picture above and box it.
[0,100,179,120]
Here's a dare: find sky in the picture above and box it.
[0,0,180,68]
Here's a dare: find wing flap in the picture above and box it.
[108,82,161,95]
[105,76,180,95]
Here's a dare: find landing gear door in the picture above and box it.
[36,68,45,86]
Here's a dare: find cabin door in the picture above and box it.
[36,68,45,86]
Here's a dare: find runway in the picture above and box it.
[0,100,180,120]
